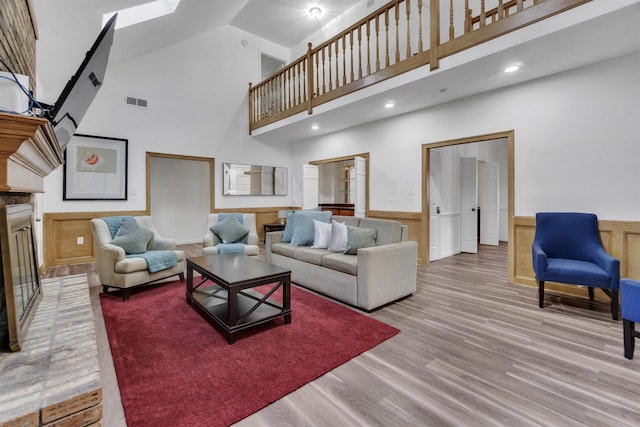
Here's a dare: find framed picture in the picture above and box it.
[63,134,128,200]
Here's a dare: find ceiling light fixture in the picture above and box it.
[311,124,320,130]
[504,65,520,73]
[309,6,322,19]
[385,102,395,109]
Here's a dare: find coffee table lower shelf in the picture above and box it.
[188,284,290,342]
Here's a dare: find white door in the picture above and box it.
[429,150,441,261]
[479,161,499,246]
[460,156,478,253]
[302,164,319,209]
[354,156,366,217]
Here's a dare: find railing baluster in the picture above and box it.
[349,31,354,81]
[321,47,326,94]
[395,2,400,63]
[342,36,347,85]
[449,0,455,41]
[406,0,411,58]
[465,0,471,33]
[335,39,340,87]
[358,26,363,79]
[481,1,486,27]
[327,43,333,91]
[367,19,372,75]
[418,0,424,52]
[377,16,382,71]
[384,9,389,68]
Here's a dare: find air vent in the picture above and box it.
[125,96,148,108]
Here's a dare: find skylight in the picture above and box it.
[103,0,182,30]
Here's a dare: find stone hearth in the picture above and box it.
[0,274,102,426]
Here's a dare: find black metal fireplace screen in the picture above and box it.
[0,204,42,352]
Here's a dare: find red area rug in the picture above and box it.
[100,279,399,426]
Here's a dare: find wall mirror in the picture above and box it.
[223,163,287,196]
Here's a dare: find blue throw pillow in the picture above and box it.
[211,214,249,244]
[111,218,153,254]
[290,210,332,246]
[282,208,321,243]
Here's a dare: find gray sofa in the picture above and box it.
[266,215,417,311]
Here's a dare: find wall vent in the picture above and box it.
[125,96,148,107]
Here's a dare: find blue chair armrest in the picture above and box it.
[532,242,547,278]
[590,246,620,289]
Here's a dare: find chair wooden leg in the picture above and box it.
[624,319,635,359]
[123,289,130,301]
[611,289,619,321]
[537,279,545,308]
[179,272,185,282]
[588,287,595,301]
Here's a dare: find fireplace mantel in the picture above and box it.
[0,112,63,193]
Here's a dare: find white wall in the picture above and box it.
[289,51,640,222]
[42,25,295,219]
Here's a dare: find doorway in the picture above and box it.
[309,153,369,217]
[147,152,214,244]
[422,131,515,281]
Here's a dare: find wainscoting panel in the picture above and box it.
[44,208,296,269]
[513,216,640,301]
[43,211,147,270]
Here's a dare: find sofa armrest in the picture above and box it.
[203,231,214,248]
[590,246,620,289]
[247,231,259,246]
[357,241,418,310]
[149,235,177,250]
[532,242,547,279]
[265,231,284,263]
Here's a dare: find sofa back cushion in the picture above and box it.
[358,218,403,245]
[333,215,361,227]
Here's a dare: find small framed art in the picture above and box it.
[63,134,128,200]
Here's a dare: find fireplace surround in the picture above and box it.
[0,203,42,351]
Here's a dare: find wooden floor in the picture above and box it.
[44,243,640,427]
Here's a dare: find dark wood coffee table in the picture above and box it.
[185,254,291,344]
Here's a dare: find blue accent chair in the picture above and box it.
[532,212,620,320]
[621,278,640,359]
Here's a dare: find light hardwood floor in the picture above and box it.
[44,243,640,426]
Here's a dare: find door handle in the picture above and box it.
[471,208,476,212]
[437,206,441,214]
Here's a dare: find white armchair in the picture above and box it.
[202,213,259,256]
[90,216,186,300]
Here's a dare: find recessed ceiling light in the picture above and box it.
[385,102,395,109]
[309,7,322,18]
[311,124,319,130]
[504,65,520,73]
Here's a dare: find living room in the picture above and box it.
[2,0,640,425]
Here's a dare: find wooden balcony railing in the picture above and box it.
[249,0,590,134]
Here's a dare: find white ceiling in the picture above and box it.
[30,0,640,141]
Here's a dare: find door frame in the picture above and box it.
[309,152,370,216]
[421,131,515,282]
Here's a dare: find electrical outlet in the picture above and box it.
[77,236,84,245]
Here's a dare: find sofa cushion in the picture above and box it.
[271,242,296,258]
[327,220,348,252]
[115,250,185,274]
[294,247,333,266]
[344,226,377,255]
[111,218,153,254]
[358,218,403,245]
[290,210,332,246]
[211,214,249,244]
[322,253,358,276]
[311,220,332,249]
